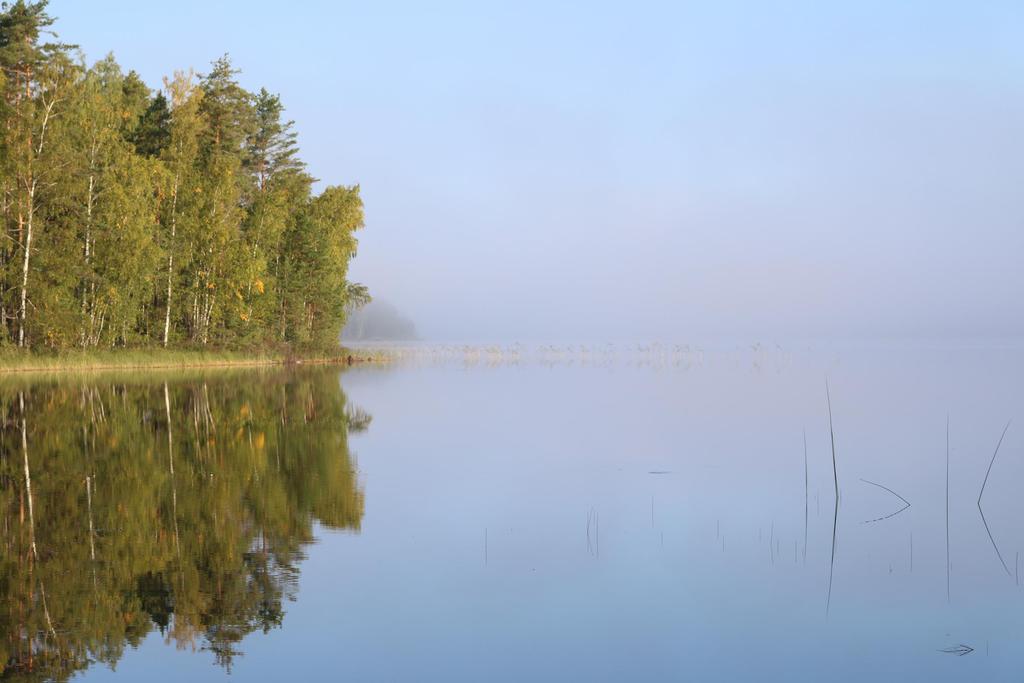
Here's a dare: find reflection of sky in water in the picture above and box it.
[86,347,1024,681]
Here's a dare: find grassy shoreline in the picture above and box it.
[0,347,390,374]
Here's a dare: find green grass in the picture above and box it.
[0,346,391,374]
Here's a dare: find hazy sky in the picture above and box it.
[55,1,1024,341]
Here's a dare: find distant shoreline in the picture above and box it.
[0,348,390,375]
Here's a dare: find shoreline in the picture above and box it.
[0,349,390,375]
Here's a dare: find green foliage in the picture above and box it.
[131,90,171,157]
[0,4,366,353]
[280,185,365,348]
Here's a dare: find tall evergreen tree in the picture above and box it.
[132,90,171,157]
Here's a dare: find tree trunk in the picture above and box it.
[82,171,95,346]
[163,174,179,347]
[17,183,34,348]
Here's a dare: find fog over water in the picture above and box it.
[56,1,1024,341]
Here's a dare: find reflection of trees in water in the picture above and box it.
[0,369,366,680]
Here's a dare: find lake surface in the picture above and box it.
[3,344,1024,681]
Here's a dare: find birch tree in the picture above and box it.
[160,71,202,347]
[0,0,74,346]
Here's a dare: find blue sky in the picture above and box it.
[54,1,1024,340]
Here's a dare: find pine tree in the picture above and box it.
[132,90,171,157]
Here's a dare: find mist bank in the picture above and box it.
[342,300,418,341]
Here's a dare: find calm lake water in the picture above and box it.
[3,344,1024,681]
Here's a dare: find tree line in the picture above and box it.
[0,1,368,352]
